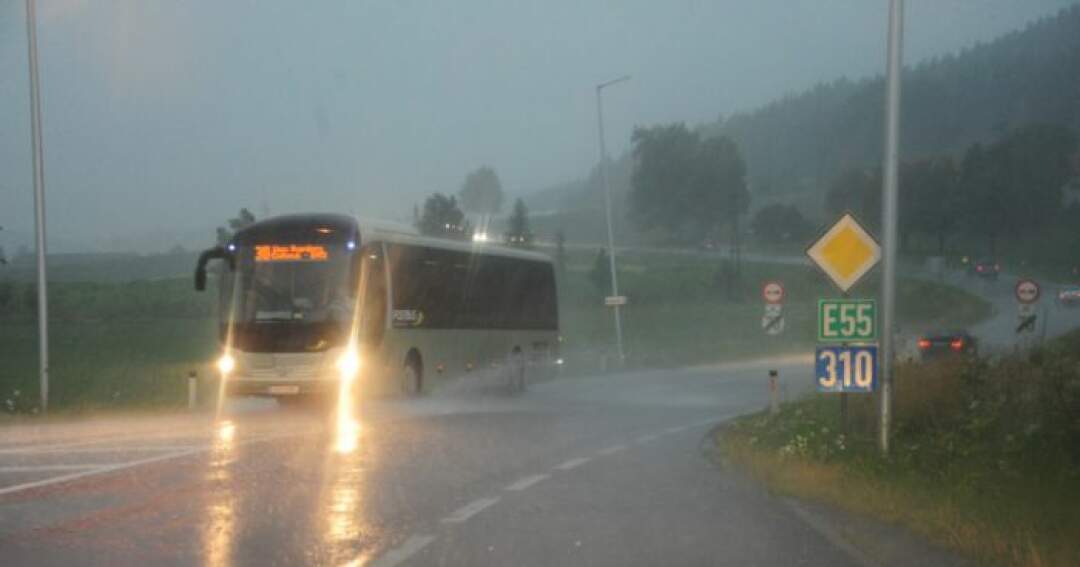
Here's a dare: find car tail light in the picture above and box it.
[950,338,964,351]
[917,339,931,350]
[976,266,984,272]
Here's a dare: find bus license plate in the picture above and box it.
[269,385,300,395]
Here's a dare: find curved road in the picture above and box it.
[1,357,882,566]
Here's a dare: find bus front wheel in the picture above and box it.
[402,353,423,397]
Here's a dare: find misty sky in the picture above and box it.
[1,1,1074,253]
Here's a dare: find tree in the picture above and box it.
[589,249,611,292]
[416,193,470,240]
[825,167,881,230]
[902,158,961,255]
[629,124,750,248]
[750,204,814,244]
[458,166,504,223]
[504,198,533,247]
[216,208,256,245]
[958,124,1077,256]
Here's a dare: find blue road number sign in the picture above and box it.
[815,345,878,393]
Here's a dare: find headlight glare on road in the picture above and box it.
[216,353,235,375]
[337,349,360,378]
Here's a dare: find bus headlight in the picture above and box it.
[216,353,235,375]
[337,349,361,378]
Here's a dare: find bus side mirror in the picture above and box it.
[195,246,234,291]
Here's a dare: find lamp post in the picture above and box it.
[24,0,50,412]
[595,75,630,364]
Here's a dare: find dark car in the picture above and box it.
[917,330,978,361]
[968,259,1000,280]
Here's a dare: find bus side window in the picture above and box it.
[361,245,387,345]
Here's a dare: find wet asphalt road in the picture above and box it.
[0,356,868,567]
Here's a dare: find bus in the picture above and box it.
[194,213,559,402]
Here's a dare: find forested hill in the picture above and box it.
[705,4,1080,201]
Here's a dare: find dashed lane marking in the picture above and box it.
[553,457,590,471]
[441,497,500,524]
[505,474,549,491]
[363,534,437,567]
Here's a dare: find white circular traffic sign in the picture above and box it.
[762,281,785,304]
[1015,279,1040,304]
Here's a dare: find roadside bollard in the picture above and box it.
[188,371,198,410]
[768,369,779,416]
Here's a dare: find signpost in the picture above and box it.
[806,213,882,294]
[761,281,785,336]
[818,299,876,342]
[1015,279,1040,336]
[816,345,878,393]
[604,295,628,307]
[807,213,883,431]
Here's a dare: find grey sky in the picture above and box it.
[0,1,1074,252]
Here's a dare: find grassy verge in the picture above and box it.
[717,331,1080,566]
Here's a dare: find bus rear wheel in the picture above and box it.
[402,353,423,397]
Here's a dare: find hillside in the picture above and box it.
[528,4,1080,230]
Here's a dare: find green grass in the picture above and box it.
[718,330,1080,566]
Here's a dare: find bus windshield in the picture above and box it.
[236,243,356,325]
[223,243,358,353]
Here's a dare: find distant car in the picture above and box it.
[917,330,978,361]
[968,258,1000,280]
[1058,285,1080,307]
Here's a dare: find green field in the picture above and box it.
[0,248,991,413]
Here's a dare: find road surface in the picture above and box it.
[0,356,916,566]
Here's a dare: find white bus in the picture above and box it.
[195,213,559,402]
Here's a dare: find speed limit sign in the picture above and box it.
[762,281,785,304]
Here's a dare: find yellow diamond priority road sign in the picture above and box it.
[807,213,881,293]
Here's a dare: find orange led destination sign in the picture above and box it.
[254,244,329,262]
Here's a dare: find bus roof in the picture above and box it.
[234,213,551,264]
[370,231,554,263]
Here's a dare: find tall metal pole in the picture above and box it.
[25,0,50,412]
[596,75,630,364]
[879,0,905,455]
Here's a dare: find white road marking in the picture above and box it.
[364,534,437,567]
[554,457,590,471]
[596,444,627,456]
[635,434,658,444]
[784,499,880,567]
[505,473,549,491]
[0,444,203,455]
[0,464,112,473]
[0,432,304,498]
[664,426,687,434]
[441,497,500,524]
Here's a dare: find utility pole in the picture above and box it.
[25,0,50,412]
[596,75,630,364]
[879,0,905,455]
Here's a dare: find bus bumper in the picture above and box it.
[224,376,341,397]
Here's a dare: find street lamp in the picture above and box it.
[24,0,50,411]
[595,75,630,364]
